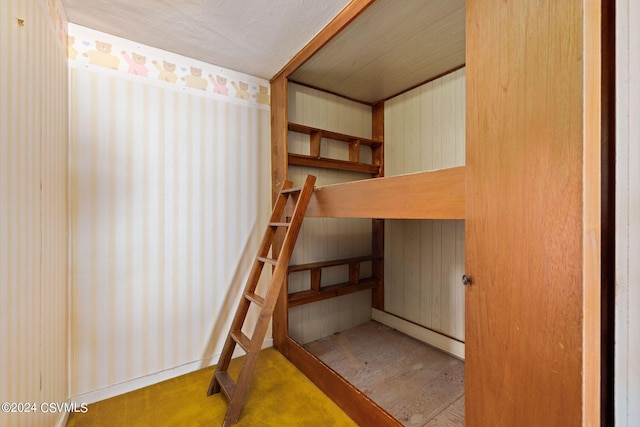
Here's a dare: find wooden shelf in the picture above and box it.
[287,255,381,306]
[288,122,382,147]
[288,122,383,174]
[304,166,466,219]
[288,278,380,307]
[288,255,382,273]
[288,153,381,174]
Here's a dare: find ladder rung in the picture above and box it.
[230,330,252,352]
[215,371,236,400]
[257,256,277,265]
[244,292,264,307]
[269,222,290,228]
[281,186,302,195]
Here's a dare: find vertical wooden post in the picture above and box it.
[371,100,384,310]
[270,74,289,353]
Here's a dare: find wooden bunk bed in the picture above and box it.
[304,167,465,220]
[268,0,608,426]
[281,169,465,427]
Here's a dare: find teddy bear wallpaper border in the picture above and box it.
[68,23,271,109]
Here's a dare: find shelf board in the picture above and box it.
[288,278,380,307]
[288,122,382,147]
[288,153,381,174]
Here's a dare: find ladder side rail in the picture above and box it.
[207,180,293,396]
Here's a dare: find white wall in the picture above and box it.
[616,0,640,424]
[0,1,69,426]
[67,25,272,402]
[383,68,466,342]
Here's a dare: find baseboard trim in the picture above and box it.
[70,338,273,405]
[371,309,465,360]
[56,410,70,427]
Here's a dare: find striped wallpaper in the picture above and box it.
[68,52,271,398]
[0,0,69,426]
[384,68,466,342]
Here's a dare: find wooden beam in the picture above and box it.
[288,278,379,307]
[270,75,289,350]
[305,167,465,219]
[288,255,379,272]
[371,100,385,310]
[288,153,380,174]
[270,0,376,82]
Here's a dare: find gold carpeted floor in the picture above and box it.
[67,348,358,426]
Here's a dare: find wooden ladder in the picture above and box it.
[207,174,316,426]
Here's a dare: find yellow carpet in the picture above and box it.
[66,348,357,426]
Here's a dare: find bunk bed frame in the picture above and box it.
[269,3,465,425]
[268,0,608,425]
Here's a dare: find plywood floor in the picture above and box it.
[304,320,464,426]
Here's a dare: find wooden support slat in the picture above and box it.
[285,338,401,427]
[288,255,379,272]
[349,139,361,162]
[288,122,382,147]
[371,219,384,310]
[215,372,236,400]
[371,101,385,310]
[244,292,264,307]
[349,262,360,284]
[257,256,277,265]
[230,330,251,352]
[310,130,321,158]
[371,101,385,178]
[269,222,290,228]
[288,153,381,174]
[281,186,302,194]
[310,268,321,292]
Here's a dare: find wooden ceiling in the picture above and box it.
[289,0,466,104]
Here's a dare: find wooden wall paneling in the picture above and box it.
[465,0,601,424]
[419,220,434,328]
[381,68,466,343]
[288,0,465,103]
[286,83,374,345]
[402,220,422,322]
[384,220,402,314]
[430,221,443,333]
[440,220,457,335]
